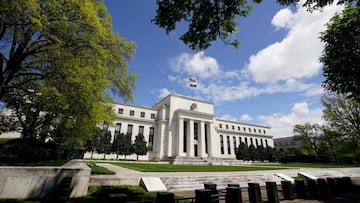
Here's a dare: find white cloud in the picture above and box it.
[219,114,238,122]
[240,114,253,122]
[158,88,171,99]
[258,101,323,138]
[169,51,220,79]
[245,3,343,84]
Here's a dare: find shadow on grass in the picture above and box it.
[71,186,156,203]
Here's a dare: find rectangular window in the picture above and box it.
[255,138,258,147]
[249,128,251,132]
[227,136,231,154]
[238,126,240,131]
[263,130,266,134]
[204,123,208,154]
[232,125,235,130]
[243,127,246,131]
[245,137,248,146]
[260,139,264,146]
[220,135,224,154]
[226,124,229,129]
[148,127,154,150]
[118,108,123,114]
[250,138,253,145]
[129,110,135,116]
[115,123,121,134]
[219,123,222,128]
[194,122,198,140]
[239,137,242,144]
[233,136,236,153]
[183,120,187,153]
[254,128,256,133]
[151,113,156,119]
[127,124,133,135]
[140,112,145,118]
[139,126,144,135]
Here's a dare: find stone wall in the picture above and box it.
[0,160,90,199]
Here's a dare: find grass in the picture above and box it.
[111,162,288,172]
[252,162,357,168]
[86,162,116,175]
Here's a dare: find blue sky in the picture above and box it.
[104,0,343,138]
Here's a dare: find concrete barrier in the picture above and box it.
[0,160,90,199]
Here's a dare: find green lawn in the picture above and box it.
[86,162,116,175]
[252,162,357,168]
[111,162,288,172]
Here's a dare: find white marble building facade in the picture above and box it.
[85,94,273,161]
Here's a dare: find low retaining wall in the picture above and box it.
[0,160,91,199]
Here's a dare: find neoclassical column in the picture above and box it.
[188,119,194,157]
[199,121,206,157]
[177,117,184,156]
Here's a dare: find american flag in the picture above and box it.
[189,78,197,87]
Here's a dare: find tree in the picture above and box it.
[133,133,148,160]
[320,4,360,101]
[293,123,323,161]
[322,93,360,140]
[0,0,136,155]
[113,133,133,160]
[94,129,112,159]
[152,0,355,50]
[236,142,249,160]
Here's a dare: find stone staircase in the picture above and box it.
[160,172,284,191]
[171,157,209,165]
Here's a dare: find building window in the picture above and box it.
[118,108,123,114]
[255,139,258,147]
[220,135,224,154]
[248,128,251,132]
[265,139,268,147]
[232,125,235,130]
[138,126,144,135]
[219,123,222,128]
[254,128,256,133]
[238,126,240,131]
[148,127,154,151]
[233,136,236,153]
[225,124,229,129]
[227,136,231,154]
[260,139,264,146]
[194,122,198,140]
[204,123,208,154]
[140,112,145,118]
[245,137,248,146]
[129,110,135,116]
[127,124,133,135]
[250,138,253,145]
[115,123,121,134]
[151,113,156,119]
[263,130,266,134]
[102,121,108,131]
[243,127,246,132]
[239,137,242,144]
[183,120,187,153]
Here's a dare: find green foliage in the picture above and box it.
[112,132,133,159]
[0,138,60,163]
[0,0,136,157]
[276,0,356,10]
[293,123,323,161]
[133,133,147,160]
[152,0,261,50]
[320,4,360,101]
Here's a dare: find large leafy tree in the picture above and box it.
[293,123,323,161]
[320,4,360,101]
[0,0,136,153]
